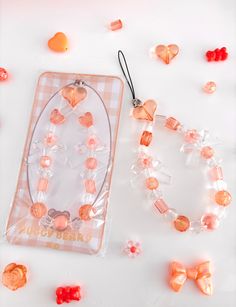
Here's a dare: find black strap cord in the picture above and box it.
[118,50,142,107]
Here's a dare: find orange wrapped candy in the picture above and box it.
[2,263,27,291]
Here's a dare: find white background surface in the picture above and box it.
[0,0,236,306]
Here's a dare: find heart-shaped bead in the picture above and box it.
[132,100,157,121]
[62,86,87,108]
[155,44,179,64]
[48,32,68,52]
[78,112,93,128]
[50,109,65,125]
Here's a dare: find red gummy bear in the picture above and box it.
[56,286,81,304]
[205,47,228,62]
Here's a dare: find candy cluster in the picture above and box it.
[205,47,228,62]
[56,286,81,304]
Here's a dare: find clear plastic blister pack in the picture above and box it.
[6,72,123,254]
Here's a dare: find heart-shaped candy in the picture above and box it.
[48,32,68,52]
[62,86,87,108]
[155,44,179,64]
[132,100,157,121]
[79,112,93,128]
[50,109,65,125]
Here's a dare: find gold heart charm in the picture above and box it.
[132,100,157,121]
[155,44,179,64]
[62,86,87,108]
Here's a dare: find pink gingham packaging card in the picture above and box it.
[6,72,124,254]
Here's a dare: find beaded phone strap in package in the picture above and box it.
[6,72,123,254]
[118,50,232,233]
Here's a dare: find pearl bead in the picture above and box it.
[203,81,216,94]
[145,177,159,190]
[40,156,52,168]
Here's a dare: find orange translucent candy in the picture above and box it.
[174,215,190,232]
[30,202,47,218]
[79,204,95,221]
[145,177,159,190]
[2,263,27,291]
[215,190,231,206]
[165,117,181,131]
[140,131,152,146]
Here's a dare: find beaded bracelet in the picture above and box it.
[133,114,231,233]
[28,80,111,232]
[118,50,232,233]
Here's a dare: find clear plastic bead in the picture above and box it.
[146,189,163,202]
[189,220,206,233]
[155,114,167,126]
[163,208,178,222]
[206,157,222,167]
[213,206,227,220]
[213,180,227,191]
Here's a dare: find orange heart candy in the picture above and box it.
[79,112,93,128]
[132,100,157,121]
[48,32,68,52]
[62,86,87,108]
[50,109,65,125]
[155,44,179,64]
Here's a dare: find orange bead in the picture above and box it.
[201,146,214,159]
[140,131,152,146]
[110,19,123,31]
[85,157,97,170]
[215,190,231,206]
[30,202,47,218]
[40,155,52,168]
[48,32,68,52]
[84,179,96,194]
[37,178,48,192]
[79,204,95,221]
[165,117,181,131]
[173,215,190,232]
[145,177,159,190]
[54,215,68,231]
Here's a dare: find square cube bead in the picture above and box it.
[209,166,223,181]
[140,131,152,146]
[165,117,181,131]
[37,178,48,192]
